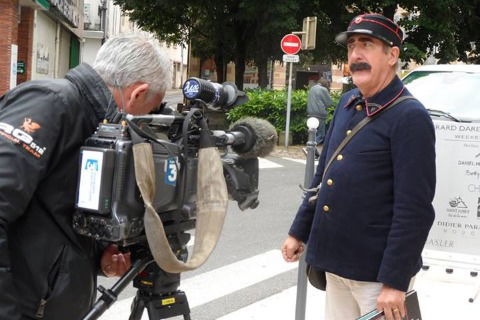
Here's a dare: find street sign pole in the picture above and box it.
[280,34,301,149]
[285,61,293,148]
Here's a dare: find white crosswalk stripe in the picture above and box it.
[258,157,283,168]
[217,286,325,320]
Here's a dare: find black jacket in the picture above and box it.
[0,64,119,319]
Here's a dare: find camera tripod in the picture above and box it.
[82,239,192,320]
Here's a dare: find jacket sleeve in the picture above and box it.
[0,85,64,318]
[377,104,436,291]
[288,100,340,243]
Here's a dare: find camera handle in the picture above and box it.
[82,256,154,320]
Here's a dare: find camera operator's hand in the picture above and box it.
[100,244,132,277]
[282,236,305,262]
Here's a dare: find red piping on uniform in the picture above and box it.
[353,18,402,42]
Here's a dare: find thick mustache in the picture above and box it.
[350,62,371,72]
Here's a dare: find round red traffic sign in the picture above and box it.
[280,34,302,55]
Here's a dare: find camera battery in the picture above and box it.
[76,147,115,214]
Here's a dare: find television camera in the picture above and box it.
[73,78,277,320]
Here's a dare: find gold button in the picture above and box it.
[346,130,352,135]
[356,104,363,111]
[327,179,333,186]
[336,154,343,161]
[323,205,330,212]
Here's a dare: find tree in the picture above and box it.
[114,0,306,89]
[306,0,480,66]
[114,0,480,91]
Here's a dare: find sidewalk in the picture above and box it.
[270,145,310,160]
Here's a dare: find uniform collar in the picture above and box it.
[343,89,362,109]
[344,76,405,117]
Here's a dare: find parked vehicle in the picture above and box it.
[402,64,480,122]
[402,64,480,268]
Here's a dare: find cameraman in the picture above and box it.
[0,34,172,320]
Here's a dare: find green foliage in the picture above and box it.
[227,89,341,144]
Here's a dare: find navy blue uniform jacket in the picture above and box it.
[289,76,436,291]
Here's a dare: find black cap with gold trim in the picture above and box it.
[336,14,403,48]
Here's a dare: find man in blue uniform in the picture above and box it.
[282,14,435,320]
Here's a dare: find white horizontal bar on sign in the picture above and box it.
[283,42,300,47]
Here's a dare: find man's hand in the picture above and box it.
[281,236,304,262]
[100,244,132,277]
[376,284,406,320]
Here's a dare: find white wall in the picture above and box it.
[57,27,71,77]
[32,11,57,80]
[32,11,75,80]
[82,38,102,65]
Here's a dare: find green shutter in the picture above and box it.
[35,0,50,10]
[69,36,80,69]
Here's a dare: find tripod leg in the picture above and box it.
[129,292,147,320]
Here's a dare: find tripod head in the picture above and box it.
[83,218,193,320]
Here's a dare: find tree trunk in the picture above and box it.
[235,58,245,91]
[383,5,397,20]
[234,40,246,91]
[214,52,225,83]
[257,57,268,89]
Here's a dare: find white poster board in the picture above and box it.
[423,120,480,269]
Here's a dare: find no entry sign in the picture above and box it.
[280,34,302,55]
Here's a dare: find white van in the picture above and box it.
[403,65,480,267]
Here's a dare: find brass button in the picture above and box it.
[323,205,330,212]
[346,130,352,135]
[327,179,333,186]
[336,154,343,161]
[356,104,363,111]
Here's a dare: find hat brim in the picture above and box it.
[335,30,395,47]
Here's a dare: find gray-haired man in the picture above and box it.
[0,34,172,320]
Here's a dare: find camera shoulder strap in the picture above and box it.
[131,133,228,272]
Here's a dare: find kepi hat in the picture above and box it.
[335,13,403,48]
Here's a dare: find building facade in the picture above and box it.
[0,0,188,96]
[0,0,83,95]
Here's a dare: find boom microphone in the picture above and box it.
[215,117,277,158]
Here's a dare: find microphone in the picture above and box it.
[182,77,248,110]
[216,117,277,158]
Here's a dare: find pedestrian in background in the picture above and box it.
[0,34,171,320]
[306,78,333,146]
[282,13,435,320]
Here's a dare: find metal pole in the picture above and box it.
[285,62,293,148]
[295,124,317,320]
